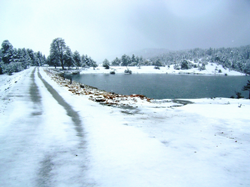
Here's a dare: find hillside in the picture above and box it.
[108,45,250,75]
[149,45,250,74]
[129,48,170,59]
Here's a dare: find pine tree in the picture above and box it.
[1,40,14,64]
[81,55,87,67]
[155,59,164,67]
[27,49,36,66]
[244,60,250,75]
[63,46,74,69]
[47,55,60,68]
[121,54,131,66]
[22,48,31,68]
[36,51,45,66]
[92,60,98,69]
[87,57,97,69]
[111,57,121,66]
[131,54,136,63]
[242,80,250,99]
[73,51,81,68]
[103,59,110,69]
[84,55,90,67]
[33,52,39,66]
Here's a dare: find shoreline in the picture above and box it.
[75,65,246,76]
[45,67,249,108]
[45,68,154,108]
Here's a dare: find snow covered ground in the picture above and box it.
[79,64,245,76]
[0,67,250,186]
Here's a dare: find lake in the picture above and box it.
[69,74,250,99]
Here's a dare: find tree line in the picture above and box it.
[47,38,97,70]
[0,40,46,75]
[1,38,250,75]
[103,54,166,68]
[102,54,143,69]
[149,45,250,74]
[0,38,98,75]
[105,45,250,74]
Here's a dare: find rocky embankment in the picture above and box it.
[45,69,151,107]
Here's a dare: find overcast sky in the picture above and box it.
[1,0,250,62]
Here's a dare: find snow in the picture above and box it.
[79,64,245,76]
[0,67,250,186]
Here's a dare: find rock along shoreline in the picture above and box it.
[45,68,152,108]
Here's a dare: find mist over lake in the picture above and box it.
[70,74,249,99]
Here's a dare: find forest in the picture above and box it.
[47,38,97,70]
[0,40,46,75]
[1,38,250,75]
[0,38,97,74]
[108,45,250,75]
[149,45,250,74]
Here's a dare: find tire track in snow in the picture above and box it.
[37,68,84,138]
[30,67,41,104]
[36,155,54,187]
[0,68,47,186]
[30,67,43,116]
[36,68,89,187]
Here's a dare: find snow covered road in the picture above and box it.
[0,67,89,186]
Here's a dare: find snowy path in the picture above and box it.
[0,67,89,186]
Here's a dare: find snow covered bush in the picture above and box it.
[153,59,164,67]
[103,59,110,69]
[181,60,192,70]
[3,62,23,75]
[174,63,180,70]
[198,63,206,71]
[236,92,244,99]
[124,69,132,74]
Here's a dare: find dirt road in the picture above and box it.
[0,67,90,186]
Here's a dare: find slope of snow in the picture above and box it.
[0,67,249,186]
[78,64,245,76]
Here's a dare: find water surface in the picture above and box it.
[70,74,249,99]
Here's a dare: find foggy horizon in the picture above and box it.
[1,0,250,62]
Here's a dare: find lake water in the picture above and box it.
[70,74,250,99]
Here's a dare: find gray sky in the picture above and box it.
[1,0,250,62]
